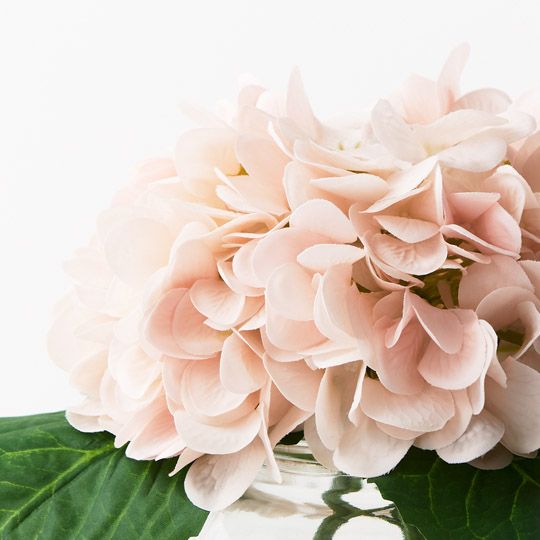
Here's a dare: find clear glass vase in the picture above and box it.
[193,442,411,539]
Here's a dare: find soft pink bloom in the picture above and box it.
[50,46,540,512]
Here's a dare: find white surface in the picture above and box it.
[1,0,540,416]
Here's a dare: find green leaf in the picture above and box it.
[0,411,208,540]
[372,447,540,540]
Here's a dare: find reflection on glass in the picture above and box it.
[194,442,411,539]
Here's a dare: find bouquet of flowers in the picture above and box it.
[48,44,540,514]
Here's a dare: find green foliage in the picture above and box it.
[373,447,540,540]
[0,411,208,540]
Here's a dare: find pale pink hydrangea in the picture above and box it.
[50,45,540,511]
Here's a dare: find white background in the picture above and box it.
[1,0,540,416]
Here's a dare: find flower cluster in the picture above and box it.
[49,45,540,511]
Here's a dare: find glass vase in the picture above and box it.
[193,442,412,539]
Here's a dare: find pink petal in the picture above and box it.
[297,244,364,273]
[415,389,472,450]
[374,215,439,243]
[458,255,533,310]
[370,233,447,275]
[252,228,326,285]
[220,334,267,394]
[436,410,504,463]
[290,199,357,243]
[371,100,427,163]
[418,311,490,390]
[469,444,513,470]
[189,278,245,327]
[143,289,192,358]
[303,416,337,471]
[236,133,289,185]
[315,363,364,450]
[283,161,344,210]
[181,357,248,417]
[175,409,261,455]
[265,306,326,351]
[104,218,172,288]
[448,192,500,223]
[108,344,159,400]
[168,238,218,289]
[310,174,389,207]
[232,239,263,289]
[437,135,507,172]
[409,293,463,354]
[313,264,357,342]
[263,356,322,411]
[175,127,239,180]
[172,292,226,356]
[266,263,316,321]
[361,378,454,432]
[375,319,427,395]
[473,204,522,255]
[334,411,413,477]
[286,67,321,139]
[475,287,539,330]
[185,439,266,511]
[485,357,540,454]
[451,88,511,114]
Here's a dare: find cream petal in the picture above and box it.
[185,438,266,511]
[334,411,413,478]
[361,377,454,432]
[266,263,316,321]
[220,334,267,394]
[436,410,504,463]
[290,199,357,243]
[485,357,540,454]
[263,355,322,411]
